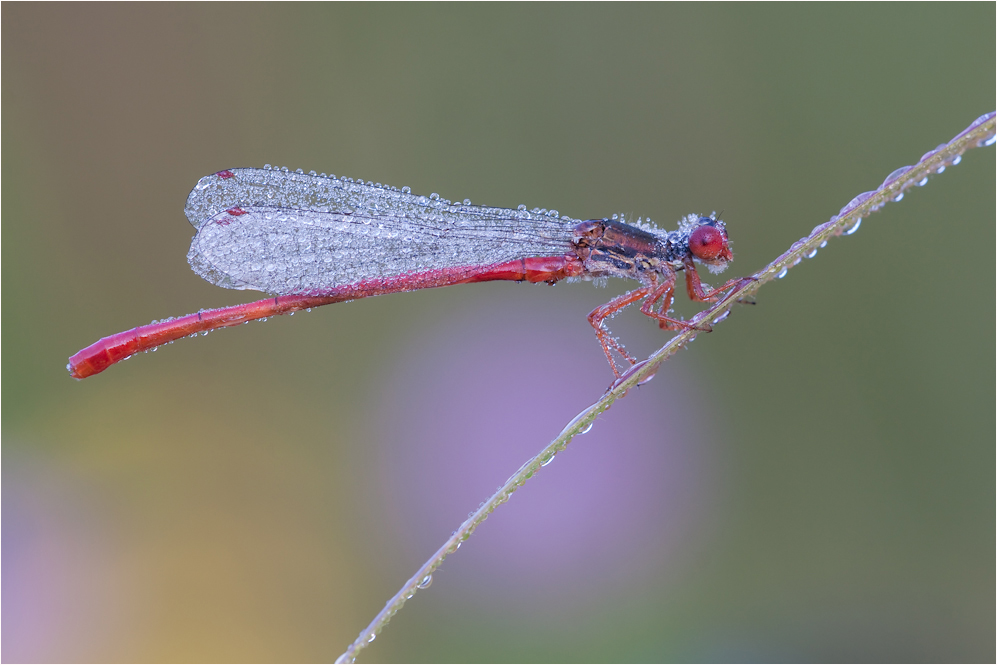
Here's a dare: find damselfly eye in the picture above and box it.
[689,224,728,261]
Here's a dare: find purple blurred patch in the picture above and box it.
[2,448,132,661]
[371,291,727,608]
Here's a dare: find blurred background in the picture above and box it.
[3,4,993,662]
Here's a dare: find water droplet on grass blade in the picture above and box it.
[883,166,911,185]
[845,217,862,235]
[417,575,433,589]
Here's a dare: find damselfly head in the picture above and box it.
[688,217,733,269]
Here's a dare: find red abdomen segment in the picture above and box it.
[463,254,583,284]
[68,254,582,379]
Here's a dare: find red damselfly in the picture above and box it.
[68,167,744,379]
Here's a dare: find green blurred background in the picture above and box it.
[3,4,993,662]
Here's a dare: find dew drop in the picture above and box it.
[367,634,376,643]
[845,217,862,235]
[401,186,411,194]
[936,165,946,174]
[916,177,928,186]
[807,249,818,258]
[952,155,962,165]
[971,112,992,127]
[984,136,996,147]
[893,192,904,202]
[540,451,556,467]
[579,421,594,434]
[819,240,828,248]
[517,204,527,211]
[777,267,788,279]
[417,575,433,589]
[713,310,730,324]
[844,191,874,210]
[883,166,911,185]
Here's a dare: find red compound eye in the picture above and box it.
[689,224,729,261]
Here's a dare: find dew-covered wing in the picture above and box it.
[186,168,580,294]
